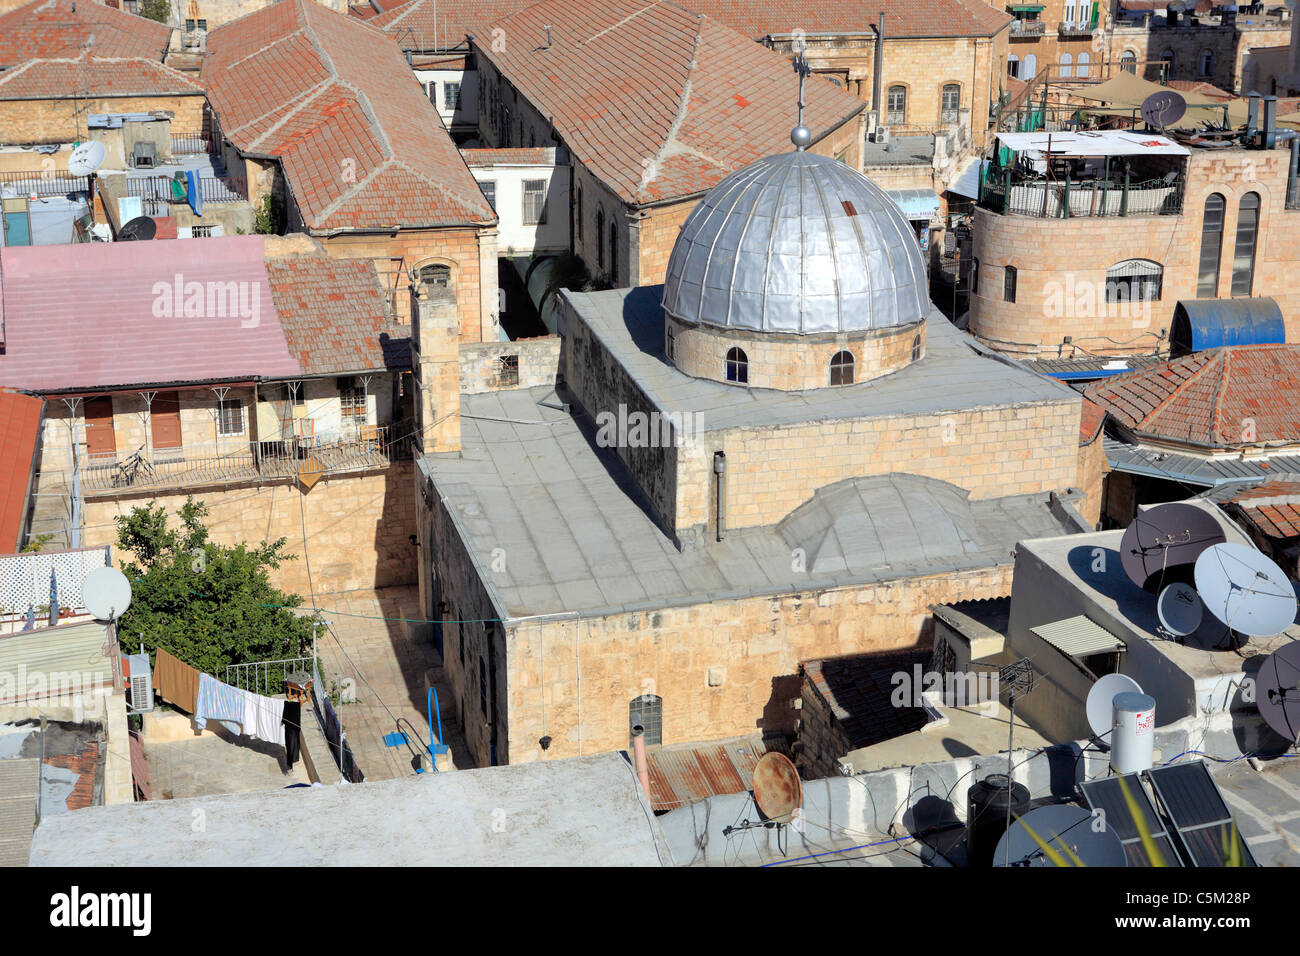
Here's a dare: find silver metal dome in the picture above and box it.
[662,151,929,335]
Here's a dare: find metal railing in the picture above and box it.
[981,172,1183,218]
[75,427,415,494]
[226,656,315,697]
[1058,22,1094,36]
[171,133,211,155]
[125,174,244,216]
[1009,20,1046,36]
[0,170,89,198]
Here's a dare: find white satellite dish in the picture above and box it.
[68,140,106,176]
[1194,543,1297,638]
[1086,672,1143,740]
[82,566,132,622]
[1157,582,1204,636]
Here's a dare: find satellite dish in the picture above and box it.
[82,566,132,622]
[1086,673,1143,740]
[752,752,801,824]
[1157,581,1204,636]
[67,140,106,176]
[994,804,1128,867]
[1141,90,1187,129]
[1256,641,1300,743]
[1194,543,1297,638]
[1120,503,1226,593]
[118,216,157,241]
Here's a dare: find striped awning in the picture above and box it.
[1031,615,1127,658]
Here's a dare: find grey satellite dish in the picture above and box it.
[82,566,132,622]
[1086,672,1143,740]
[118,216,157,241]
[1140,91,1187,129]
[1157,582,1204,636]
[1256,641,1300,743]
[1194,543,1297,638]
[1120,503,1225,593]
[994,804,1127,867]
[67,140,106,176]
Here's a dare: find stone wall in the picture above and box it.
[458,336,561,394]
[793,666,854,781]
[82,463,418,598]
[1077,430,1108,528]
[0,94,204,145]
[1110,20,1291,93]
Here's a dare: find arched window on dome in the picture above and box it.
[911,334,922,362]
[725,347,748,384]
[829,350,854,386]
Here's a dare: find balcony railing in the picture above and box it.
[981,172,1184,218]
[1009,20,1046,37]
[125,175,243,217]
[1058,22,1095,36]
[0,170,89,198]
[75,427,415,494]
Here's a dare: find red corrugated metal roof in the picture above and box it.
[644,735,774,811]
[0,389,42,553]
[0,235,302,392]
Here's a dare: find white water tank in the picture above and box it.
[1111,692,1156,774]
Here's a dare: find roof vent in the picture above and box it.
[543,24,552,48]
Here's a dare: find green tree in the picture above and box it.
[254,193,283,235]
[137,0,171,25]
[115,498,319,678]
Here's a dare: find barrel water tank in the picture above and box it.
[967,773,1030,867]
[1111,692,1156,775]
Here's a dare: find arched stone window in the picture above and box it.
[829,350,854,386]
[725,346,748,384]
[887,85,906,125]
[1106,259,1163,303]
[1004,264,1018,303]
[1197,193,1225,298]
[1121,50,1137,74]
[418,263,452,290]
[1231,192,1260,296]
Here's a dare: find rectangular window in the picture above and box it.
[185,18,194,30]
[340,387,367,425]
[480,179,496,211]
[496,354,519,387]
[887,87,906,125]
[522,179,547,225]
[216,399,245,437]
[444,81,461,111]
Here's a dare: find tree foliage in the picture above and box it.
[137,0,171,25]
[115,498,319,678]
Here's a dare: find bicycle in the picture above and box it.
[111,445,156,488]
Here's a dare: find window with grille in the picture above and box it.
[444,81,461,111]
[630,694,662,746]
[216,399,244,437]
[941,84,960,124]
[1197,193,1225,298]
[496,354,519,387]
[480,179,496,211]
[340,387,367,425]
[829,350,854,386]
[1231,192,1259,296]
[1004,265,1017,303]
[725,347,748,384]
[1106,259,1163,304]
[190,224,215,238]
[887,86,906,125]
[420,263,452,289]
[522,179,547,225]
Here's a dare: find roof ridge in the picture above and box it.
[1134,350,1215,431]
[236,77,334,148]
[580,0,665,46]
[1207,347,1232,445]
[633,12,703,204]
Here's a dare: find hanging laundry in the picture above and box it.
[283,701,302,769]
[241,690,285,748]
[152,647,199,713]
[194,673,244,734]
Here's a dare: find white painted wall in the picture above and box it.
[415,69,478,131]
[468,161,570,257]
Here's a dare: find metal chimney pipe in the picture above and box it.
[1247,91,1260,144]
[543,24,552,47]
[630,725,651,795]
[1264,95,1279,148]
[713,451,727,542]
[872,12,885,124]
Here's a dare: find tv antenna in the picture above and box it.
[996,656,1037,862]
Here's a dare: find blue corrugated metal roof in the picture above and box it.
[1171,298,1285,354]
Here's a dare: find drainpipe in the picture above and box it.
[630,724,650,796]
[1288,136,1299,209]
[872,12,885,126]
[713,451,726,542]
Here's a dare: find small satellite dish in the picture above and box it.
[67,140,106,176]
[1141,91,1187,129]
[82,566,132,622]
[1194,543,1297,638]
[1120,503,1226,592]
[1256,641,1300,743]
[752,752,801,824]
[118,216,157,241]
[1086,672,1143,740]
[1157,581,1204,636]
[994,804,1128,867]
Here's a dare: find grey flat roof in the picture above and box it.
[560,286,1077,433]
[1104,435,1300,487]
[862,134,936,168]
[29,752,671,867]
[424,387,1080,621]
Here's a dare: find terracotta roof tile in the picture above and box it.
[679,0,1010,39]
[204,0,493,232]
[0,54,204,99]
[1080,395,1106,444]
[461,147,556,166]
[0,0,171,66]
[0,389,42,554]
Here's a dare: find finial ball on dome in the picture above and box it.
[790,125,812,150]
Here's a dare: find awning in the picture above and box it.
[947,157,988,200]
[1073,72,1224,108]
[1171,297,1285,355]
[994,130,1189,156]
[1007,4,1045,10]
[1031,615,1127,658]
[885,187,941,221]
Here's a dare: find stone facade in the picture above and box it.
[666,315,924,391]
[458,336,562,395]
[0,94,204,145]
[1109,18,1291,93]
[971,144,1300,357]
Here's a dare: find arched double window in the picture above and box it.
[887,85,907,125]
[829,350,854,386]
[1121,51,1137,74]
[1197,193,1226,298]
[1231,192,1260,296]
[940,84,960,124]
[1106,259,1163,304]
[1060,53,1073,79]
[725,347,748,384]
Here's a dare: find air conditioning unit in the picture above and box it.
[132,141,157,168]
[126,652,154,713]
[874,126,891,145]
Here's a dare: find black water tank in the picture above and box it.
[966,774,1030,867]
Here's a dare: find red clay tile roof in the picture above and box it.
[1080,395,1106,444]
[461,147,556,166]
[1084,345,1300,451]
[680,0,1011,39]
[480,0,867,205]
[0,54,204,99]
[265,256,411,375]
[203,0,494,233]
[0,0,171,67]
[1225,482,1300,540]
[0,389,42,554]
[1167,80,1233,101]
[371,0,536,49]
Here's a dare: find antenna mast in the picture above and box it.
[790,51,812,150]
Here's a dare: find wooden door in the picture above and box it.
[151,391,182,451]
[83,397,116,460]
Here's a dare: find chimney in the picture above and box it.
[1247,91,1260,144]
[411,282,461,455]
[872,11,885,124]
[1264,94,1278,148]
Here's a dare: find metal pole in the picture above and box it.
[35,715,45,827]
